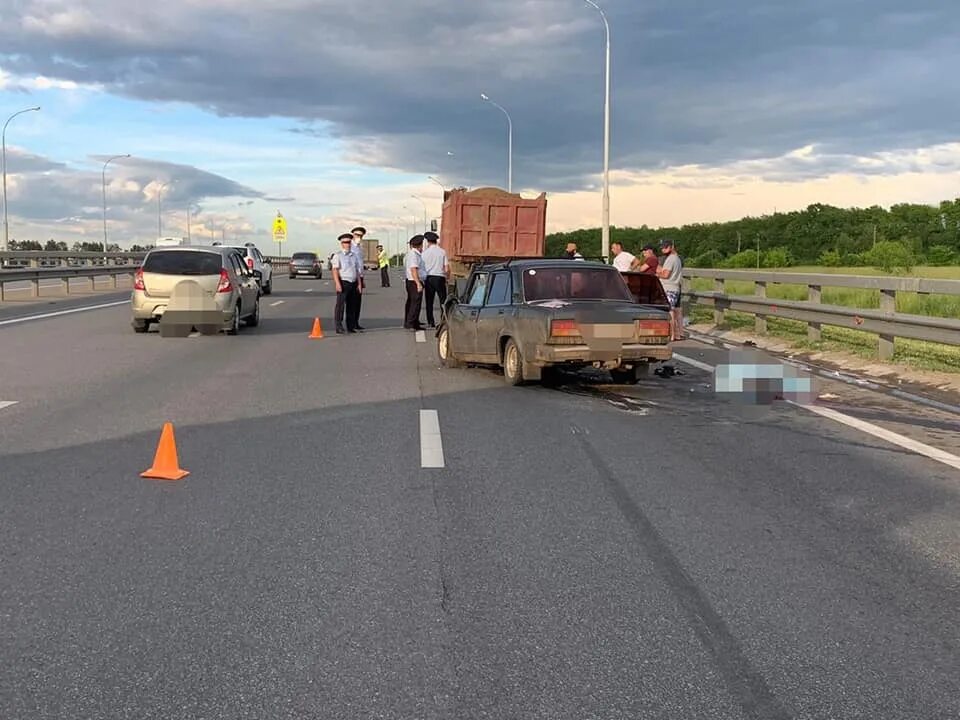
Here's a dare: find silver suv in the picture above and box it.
[215,242,273,295]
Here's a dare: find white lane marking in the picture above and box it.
[672,354,960,473]
[420,409,445,468]
[788,401,960,472]
[188,331,200,338]
[305,288,314,293]
[0,300,128,327]
[415,330,426,343]
[0,401,18,411]
[672,352,715,373]
[270,300,285,307]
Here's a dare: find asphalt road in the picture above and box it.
[1,273,958,719]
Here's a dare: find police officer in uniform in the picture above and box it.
[421,231,448,327]
[332,233,361,334]
[351,226,367,330]
[377,244,390,287]
[404,234,426,331]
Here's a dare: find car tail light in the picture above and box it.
[550,319,580,337]
[636,319,671,337]
[217,269,233,293]
[246,257,254,270]
[133,268,145,291]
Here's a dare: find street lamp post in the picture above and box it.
[481,93,512,192]
[584,0,611,263]
[2,106,41,251]
[102,154,130,253]
[157,182,168,239]
[410,195,427,232]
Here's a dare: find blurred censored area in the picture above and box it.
[714,350,816,405]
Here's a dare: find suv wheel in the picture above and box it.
[263,278,272,295]
[226,304,241,335]
[133,319,149,334]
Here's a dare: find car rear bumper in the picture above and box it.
[131,291,232,323]
[535,342,672,364]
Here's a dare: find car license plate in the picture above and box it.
[298,269,310,274]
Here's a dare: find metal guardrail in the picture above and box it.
[682,269,960,360]
[0,266,138,301]
[0,251,146,270]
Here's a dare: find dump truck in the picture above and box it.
[440,187,548,293]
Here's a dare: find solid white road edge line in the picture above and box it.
[415,330,426,343]
[270,300,285,306]
[671,352,715,373]
[0,401,18,410]
[420,409,445,468]
[671,353,960,473]
[0,300,128,327]
[786,401,960,472]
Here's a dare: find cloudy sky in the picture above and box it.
[0,0,958,253]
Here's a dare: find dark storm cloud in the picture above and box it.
[7,155,262,223]
[1,0,957,191]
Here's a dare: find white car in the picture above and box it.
[216,242,273,295]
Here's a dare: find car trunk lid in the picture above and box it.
[141,250,224,298]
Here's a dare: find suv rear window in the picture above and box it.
[522,267,633,302]
[143,251,223,276]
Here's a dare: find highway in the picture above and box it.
[1,274,958,719]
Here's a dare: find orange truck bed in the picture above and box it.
[440,187,547,267]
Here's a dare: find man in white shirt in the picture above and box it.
[351,226,367,330]
[420,231,449,327]
[404,235,426,331]
[331,233,361,334]
[611,242,641,272]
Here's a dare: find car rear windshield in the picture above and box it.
[142,251,222,276]
[292,253,316,260]
[522,267,633,302]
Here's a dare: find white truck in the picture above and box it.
[156,237,190,247]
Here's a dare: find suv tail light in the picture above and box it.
[133,268,145,291]
[217,269,233,293]
[246,257,254,270]
[636,319,671,337]
[550,319,580,337]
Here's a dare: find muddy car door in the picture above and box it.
[447,271,489,357]
[475,270,513,359]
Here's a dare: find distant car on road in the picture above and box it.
[288,251,323,279]
[214,242,273,295]
[436,259,673,385]
[131,246,261,334]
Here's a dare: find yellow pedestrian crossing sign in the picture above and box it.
[272,212,287,243]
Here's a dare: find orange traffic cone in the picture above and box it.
[141,422,190,481]
[309,317,324,339]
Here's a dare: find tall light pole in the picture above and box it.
[481,93,512,192]
[410,195,427,231]
[157,182,168,239]
[102,154,130,252]
[2,106,41,251]
[428,176,445,193]
[585,0,611,263]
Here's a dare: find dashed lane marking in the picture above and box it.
[0,300,128,327]
[420,409,445,468]
[672,354,960,473]
[0,401,18,411]
[415,330,426,343]
[270,300,285,307]
[305,288,314,293]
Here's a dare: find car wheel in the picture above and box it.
[437,325,462,368]
[263,279,272,295]
[502,338,524,386]
[132,319,149,334]
[610,366,638,384]
[245,297,260,327]
[226,304,241,335]
[289,274,296,280]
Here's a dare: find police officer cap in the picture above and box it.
[338,233,353,242]
[351,226,366,235]
[423,231,439,243]
[409,234,425,248]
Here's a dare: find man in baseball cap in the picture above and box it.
[656,239,684,340]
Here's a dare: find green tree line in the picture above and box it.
[546,197,960,271]
[6,240,153,252]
